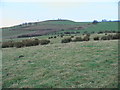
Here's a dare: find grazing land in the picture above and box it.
[1,20,119,88]
[2,20,118,40]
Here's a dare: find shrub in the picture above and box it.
[83,35,90,41]
[108,35,113,40]
[71,36,74,38]
[48,37,51,39]
[14,42,24,48]
[86,34,90,37]
[50,36,53,39]
[22,39,30,46]
[101,36,108,40]
[22,39,33,46]
[61,37,72,43]
[32,38,39,46]
[22,38,39,47]
[2,41,14,48]
[54,36,57,38]
[60,35,64,38]
[101,35,111,40]
[112,33,120,39]
[2,42,9,48]
[39,39,50,45]
[101,34,120,40]
[98,31,103,34]
[105,33,107,35]
[2,38,51,48]
[72,37,83,42]
[93,36,99,40]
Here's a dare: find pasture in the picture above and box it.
[2,40,118,88]
[1,20,119,88]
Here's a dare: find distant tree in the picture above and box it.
[102,19,107,22]
[92,20,99,24]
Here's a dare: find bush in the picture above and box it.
[72,37,83,42]
[71,36,74,38]
[98,31,103,34]
[101,36,108,40]
[22,39,39,47]
[93,36,99,40]
[83,35,90,41]
[86,34,90,37]
[48,37,51,39]
[101,35,111,40]
[39,39,50,45]
[105,33,107,35]
[61,38,72,43]
[60,35,64,38]
[54,36,57,38]
[2,38,50,48]
[101,33,120,40]
[2,41,14,48]
[32,38,40,46]
[112,33,120,39]
[14,42,24,48]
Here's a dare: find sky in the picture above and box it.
[0,0,119,28]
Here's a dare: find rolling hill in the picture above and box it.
[2,20,118,40]
[1,20,119,88]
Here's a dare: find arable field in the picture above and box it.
[2,40,118,88]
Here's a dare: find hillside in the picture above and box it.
[2,20,89,39]
[2,20,119,88]
[2,20,118,40]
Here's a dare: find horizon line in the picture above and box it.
[1,19,119,28]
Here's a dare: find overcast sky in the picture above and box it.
[0,0,119,28]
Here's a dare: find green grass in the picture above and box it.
[2,20,118,41]
[2,20,90,40]
[2,40,118,88]
[1,20,119,88]
[79,22,118,33]
[54,22,118,35]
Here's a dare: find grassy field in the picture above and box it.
[2,40,118,88]
[1,20,119,88]
[54,22,118,34]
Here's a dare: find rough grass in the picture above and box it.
[2,20,89,39]
[2,21,118,40]
[2,40,118,88]
[52,22,118,35]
